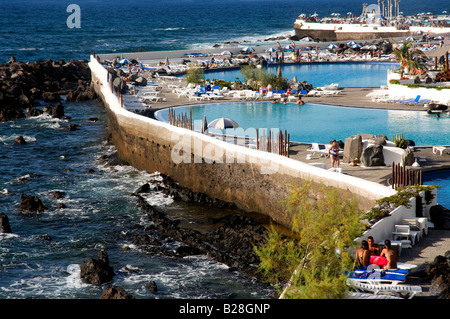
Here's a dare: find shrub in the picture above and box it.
[255,181,362,299]
[185,64,204,84]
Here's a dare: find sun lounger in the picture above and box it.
[347,292,403,299]
[307,143,329,158]
[346,279,422,299]
[349,271,406,283]
[432,146,450,156]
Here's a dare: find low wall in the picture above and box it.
[358,189,437,244]
[89,55,397,228]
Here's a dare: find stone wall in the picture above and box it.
[89,55,397,229]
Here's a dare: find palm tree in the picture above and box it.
[393,40,428,77]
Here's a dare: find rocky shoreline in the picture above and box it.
[128,173,270,282]
[0,57,97,123]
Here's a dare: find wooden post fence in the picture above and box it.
[257,129,290,157]
[391,162,422,189]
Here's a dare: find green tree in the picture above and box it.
[240,65,288,91]
[185,64,205,84]
[393,40,428,77]
[255,181,363,299]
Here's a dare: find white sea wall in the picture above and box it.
[89,55,397,228]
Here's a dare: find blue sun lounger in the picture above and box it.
[349,270,406,283]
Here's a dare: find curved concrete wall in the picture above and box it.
[89,55,396,228]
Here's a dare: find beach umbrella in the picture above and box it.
[118,58,130,64]
[327,44,337,50]
[266,47,277,52]
[347,41,357,46]
[434,36,444,40]
[369,45,378,50]
[301,36,314,42]
[241,47,254,53]
[221,50,233,56]
[406,36,416,41]
[208,118,239,130]
[351,44,361,49]
[283,45,294,51]
[201,115,208,134]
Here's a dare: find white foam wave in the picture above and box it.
[65,264,88,289]
[187,29,295,50]
[140,192,174,207]
[18,47,39,51]
[152,27,185,31]
[0,135,36,145]
[28,113,62,129]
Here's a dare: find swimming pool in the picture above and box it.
[155,102,450,146]
[423,169,450,209]
[199,62,399,88]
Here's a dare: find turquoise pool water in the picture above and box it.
[423,170,450,209]
[200,62,399,88]
[155,102,449,146]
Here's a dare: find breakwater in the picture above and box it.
[89,54,396,228]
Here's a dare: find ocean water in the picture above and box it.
[1,0,449,300]
[1,0,448,63]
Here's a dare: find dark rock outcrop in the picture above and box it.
[129,186,268,280]
[0,213,12,233]
[19,193,47,213]
[426,252,450,299]
[0,58,96,122]
[100,286,135,299]
[14,136,27,145]
[80,250,115,285]
[361,144,385,167]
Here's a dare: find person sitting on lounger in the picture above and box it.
[380,240,398,270]
[353,240,371,269]
[367,236,380,256]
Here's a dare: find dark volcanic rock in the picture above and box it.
[19,193,47,213]
[361,144,385,167]
[80,250,115,285]
[0,58,96,123]
[101,286,135,299]
[0,213,12,233]
[426,252,450,299]
[130,191,268,280]
[14,136,27,145]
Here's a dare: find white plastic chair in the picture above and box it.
[392,225,420,245]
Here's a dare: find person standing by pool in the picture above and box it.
[329,140,340,168]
